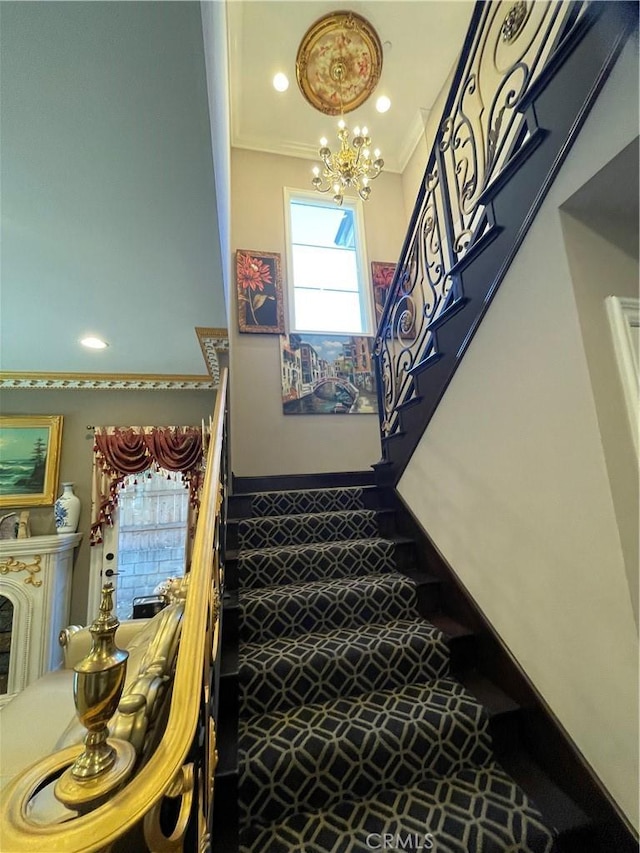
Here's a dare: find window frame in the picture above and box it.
[283,187,374,336]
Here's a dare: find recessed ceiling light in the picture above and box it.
[80,336,108,350]
[376,95,391,114]
[273,72,289,92]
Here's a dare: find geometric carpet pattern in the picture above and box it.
[238,537,396,590]
[239,572,418,643]
[240,763,556,853]
[236,484,556,852]
[239,618,450,716]
[250,487,367,517]
[237,508,379,550]
[239,679,494,826]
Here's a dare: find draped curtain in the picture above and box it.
[90,426,206,559]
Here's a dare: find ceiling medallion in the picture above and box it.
[296,11,383,116]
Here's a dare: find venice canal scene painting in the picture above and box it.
[280,334,378,415]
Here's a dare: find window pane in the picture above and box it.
[290,202,355,249]
[292,244,358,292]
[295,289,363,333]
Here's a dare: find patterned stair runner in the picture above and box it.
[236,485,555,853]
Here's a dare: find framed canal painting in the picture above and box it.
[0,415,63,507]
[280,333,378,415]
[236,249,285,334]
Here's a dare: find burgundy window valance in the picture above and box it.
[90,426,205,546]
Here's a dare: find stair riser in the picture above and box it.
[238,540,397,590]
[239,764,557,853]
[229,486,392,521]
[239,686,493,826]
[236,510,381,551]
[240,576,417,643]
[240,626,450,717]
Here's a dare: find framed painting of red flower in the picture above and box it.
[371,261,396,326]
[236,250,285,334]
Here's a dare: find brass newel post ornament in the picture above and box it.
[55,583,136,810]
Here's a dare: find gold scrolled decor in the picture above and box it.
[143,763,195,852]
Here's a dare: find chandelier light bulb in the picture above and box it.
[312,165,320,176]
[320,137,328,147]
[338,119,346,130]
[353,126,361,137]
[374,149,381,158]
[362,126,368,136]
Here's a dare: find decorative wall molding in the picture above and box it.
[195,327,229,385]
[606,296,639,458]
[0,372,215,391]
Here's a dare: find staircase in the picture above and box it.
[213,475,608,853]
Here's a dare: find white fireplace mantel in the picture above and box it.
[0,533,82,705]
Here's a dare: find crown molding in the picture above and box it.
[0,373,215,391]
[195,327,229,385]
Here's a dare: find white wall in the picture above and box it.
[561,187,639,626]
[229,148,407,477]
[0,2,227,375]
[398,38,639,829]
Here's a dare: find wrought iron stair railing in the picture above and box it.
[373,0,637,484]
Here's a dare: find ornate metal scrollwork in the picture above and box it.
[376,0,588,444]
[502,1,528,44]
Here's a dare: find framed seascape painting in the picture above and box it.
[0,415,63,507]
[280,333,378,415]
[236,249,285,334]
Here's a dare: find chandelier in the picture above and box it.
[312,117,384,205]
[296,12,385,206]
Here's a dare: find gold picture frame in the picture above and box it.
[0,415,63,507]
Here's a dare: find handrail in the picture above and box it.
[0,368,228,851]
[374,0,602,443]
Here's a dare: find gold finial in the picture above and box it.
[68,582,129,779]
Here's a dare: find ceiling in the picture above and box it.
[0,1,474,382]
[228,1,474,173]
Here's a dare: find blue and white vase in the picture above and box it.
[55,482,81,534]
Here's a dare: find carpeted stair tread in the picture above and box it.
[239,762,556,853]
[239,572,417,643]
[235,480,560,852]
[237,508,380,550]
[248,486,368,517]
[238,678,493,825]
[239,618,450,716]
[237,537,397,590]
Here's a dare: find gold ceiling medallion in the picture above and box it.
[501,1,528,44]
[296,11,383,116]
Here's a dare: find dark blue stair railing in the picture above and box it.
[374,0,637,484]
